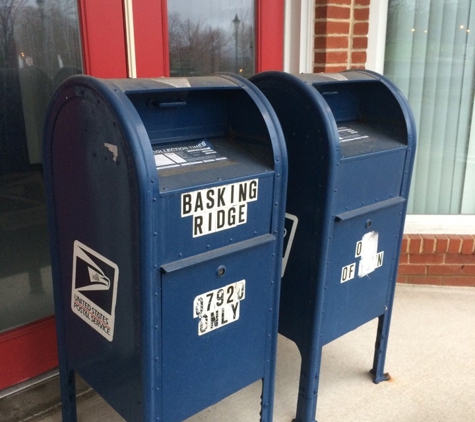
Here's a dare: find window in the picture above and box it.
[0,0,82,335]
[384,0,475,214]
[0,0,82,391]
[168,0,256,77]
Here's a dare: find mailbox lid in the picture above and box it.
[322,198,406,343]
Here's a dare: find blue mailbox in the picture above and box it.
[43,75,287,421]
[251,70,416,422]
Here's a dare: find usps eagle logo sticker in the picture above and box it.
[71,240,119,342]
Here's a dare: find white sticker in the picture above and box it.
[340,231,384,283]
[341,262,356,283]
[358,231,380,277]
[104,143,119,162]
[181,179,258,237]
[71,241,119,342]
[153,140,227,170]
[193,280,246,336]
[338,126,369,143]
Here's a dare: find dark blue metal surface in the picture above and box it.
[44,74,287,421]
[251,70,416,422]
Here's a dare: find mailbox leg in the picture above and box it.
[293,345,322,422]
[58,367,77,422]
[370,314,391,383]
[260,379,273,422]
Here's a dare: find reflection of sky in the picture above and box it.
[167,0,253,31]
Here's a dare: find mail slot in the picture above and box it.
[43,75,287,421]
[251,70,416,422]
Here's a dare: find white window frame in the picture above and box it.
[284,0,314,74]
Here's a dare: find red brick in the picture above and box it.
[397,264,427,275]
[314,51,348,65]
[313,52,326,65]
[326,20,351,34]
[408,234,422,253]
[315,36,349,50]
[461,265,475,275]
[442,277,475,287]
[398,253,409,264]
[354,7,370,21]
[352,36,368,49]
[448,235,462,254]
[427,264,463,276]
[353,21,369,36]
[407,276,442,285]
[351,51,367,64]
[314,20,328,36]
[355,0,371,6]
[461,235,475,255]
[434,234,449,253]
[315,36,326,50]
[410,254,444,265]
[421,234,436,254]
[326,35,349,49]
[445,254,475,265]
[315,5,327,19]
[329,5,351,20]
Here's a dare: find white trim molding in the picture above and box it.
[284,0,315,74]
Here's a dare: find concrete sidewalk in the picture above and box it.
[35,284,475,422]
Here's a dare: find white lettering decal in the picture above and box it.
[71,241,119,342]
[181,179,258,237]
[341,262,356,283]
[340,231,385,283]
[193,280,246,335]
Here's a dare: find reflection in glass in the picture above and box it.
[168,0,255,77]
[0,0,82,332]
[385,0,475,214]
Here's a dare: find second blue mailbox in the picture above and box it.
[44,75,287,422]
[251,70,416,422]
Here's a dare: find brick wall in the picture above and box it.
[398,234,475,287]
[314,0,370,73]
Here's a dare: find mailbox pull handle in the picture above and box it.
[335,197,405,222]
[161,234,276,274]
[147,99,187,108]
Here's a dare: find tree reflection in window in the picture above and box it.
[168,1,255,77]
[0,0,82,332]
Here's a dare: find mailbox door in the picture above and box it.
[160,235,276,421]
[321,198,405,344]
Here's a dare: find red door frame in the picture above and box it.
[257,0,285,72]
[78,0,283,78]
[0,0,284,391]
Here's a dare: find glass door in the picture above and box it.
[0,0,83,391]
[0,0,284,392]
